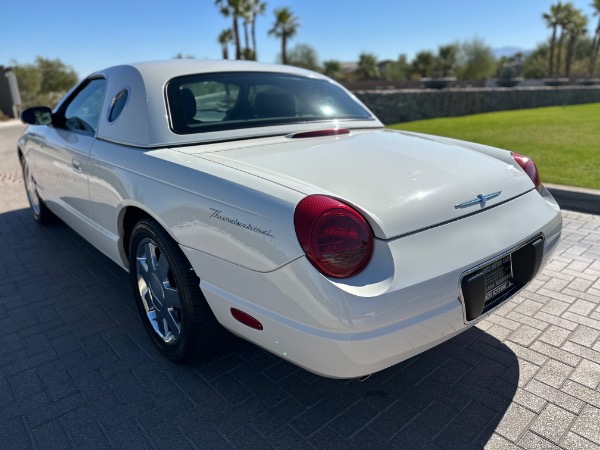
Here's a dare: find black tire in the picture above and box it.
[129,218,226,363]
[20,155,55,224]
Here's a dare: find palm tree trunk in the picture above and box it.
[593,38,600,76]
[549,26,557,76]
[282,35,287,64]
[566,35,577,78]
[233,15,241,60]
[592,38,600,77]
[243,22,250,57]
[251,19,257,60]
[590,35,598,76]
[556,29,566,76]
[590,23,600,76]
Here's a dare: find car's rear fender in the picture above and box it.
[88,140,306,273]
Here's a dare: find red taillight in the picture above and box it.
[294,195,374,278]
[511,152,541,191]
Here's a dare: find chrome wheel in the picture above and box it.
[129,218,227,362]
[136,238,181,343]
[23,160,41,216]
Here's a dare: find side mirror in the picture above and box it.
[21,107,53,126]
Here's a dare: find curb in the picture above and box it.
[546,183,600,215]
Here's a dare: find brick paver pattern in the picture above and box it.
[1,123,599,448]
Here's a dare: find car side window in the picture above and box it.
[62,78,107,134]
[108,88,129,123]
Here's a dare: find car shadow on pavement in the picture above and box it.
[0,207,518,449]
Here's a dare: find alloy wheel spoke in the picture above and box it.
[155,254,169,282]
[136,259,152,287]
[154,308,168,337]
[144,242,158,274]
[137,274,149,297]
[163,309,181,340]
[137,252,149,274]
[162,285,180,308]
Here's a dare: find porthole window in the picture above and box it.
[108,88,129,123]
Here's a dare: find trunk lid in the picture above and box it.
[177,129,535,239]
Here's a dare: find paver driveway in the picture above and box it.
[1,122,599,449]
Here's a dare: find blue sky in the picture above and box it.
[1,0,597,78]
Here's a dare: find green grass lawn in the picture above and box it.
[389,103,600,190]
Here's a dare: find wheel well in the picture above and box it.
[121,206,152,262]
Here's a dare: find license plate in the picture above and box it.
[483,255,514,302]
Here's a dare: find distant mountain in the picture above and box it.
[493,47,532,59]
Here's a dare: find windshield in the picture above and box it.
[166,72,373,134]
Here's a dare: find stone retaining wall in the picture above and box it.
[354,86,600,125]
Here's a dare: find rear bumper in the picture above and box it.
[182,188,562,378]
[200,278,467,378]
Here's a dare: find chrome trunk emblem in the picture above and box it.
[455,191,502,209]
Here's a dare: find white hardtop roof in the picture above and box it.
[97,59,329,81]
[91,59,381,148]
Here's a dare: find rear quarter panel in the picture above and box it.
[87,140,305,271]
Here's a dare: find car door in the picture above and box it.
[33,78,107,227]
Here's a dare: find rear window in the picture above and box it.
[166,72,372,134]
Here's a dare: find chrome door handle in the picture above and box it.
[72,158,82,172]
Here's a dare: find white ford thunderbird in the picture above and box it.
[18,60,562,378]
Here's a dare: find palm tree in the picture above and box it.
[218,29,234,60]
[589,0,600,77]
[241,2,251,58]
[269,7,300,65]
[411,50,435,78]
[436,44,458,77]
[555,2,575,76]
[245,0,266,60]
[215,0,245,60]
[323,60,341,79]
[356,53,380,80]
[565,10,587,77]
[543,2,563,76]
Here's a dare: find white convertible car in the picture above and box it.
[19,60,562,378]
